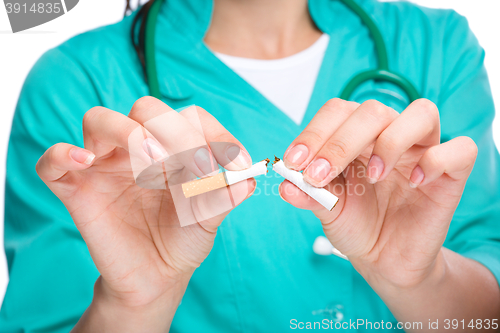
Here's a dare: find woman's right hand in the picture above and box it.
[36,97,255,332]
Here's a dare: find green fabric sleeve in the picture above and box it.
[0,47,101,332]
[438,13,500,285]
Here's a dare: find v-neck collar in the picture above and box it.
[200,35,336,132]
[154,0,374,132]
[202,45,305,132]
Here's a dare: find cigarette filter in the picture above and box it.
[182,159,269,198]
[273,157,339,211]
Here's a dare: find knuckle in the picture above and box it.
[301,128,327,146]
[322,98,358,116]
[133,96,159,110]
[377,132,399,152]
[180,105,209,125]
[83,107,105,129]
[325,139,349,159]
[117,122,138,142]
[420,116,436,136]
[129,96,161,117]
[413,99,439,119]
[37,144,62,175]
[362,99,392,120]
[35,155,44,175]
[425,148,441,167]
[48,143,65,162]
[35,161,42,176]
[324,98,345,110]
[413,98,438,112]
[458,136,478,160]
[181,104,205,116]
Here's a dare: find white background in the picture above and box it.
[0,0,499,305]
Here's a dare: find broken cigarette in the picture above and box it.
[273,157,339,211]
[182,159,269,198]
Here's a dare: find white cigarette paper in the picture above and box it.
[182,159,269,198]
[224,159,269,185]
[273,158,339,211]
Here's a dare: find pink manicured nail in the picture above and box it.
[304,158,331,183]
[142,138,166,161]
[194,147,216,176]
[284,144,309,169]
[367,155,385,184]
[409,166,425,188]
[70,148,95,165]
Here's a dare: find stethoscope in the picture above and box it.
[141,0,422,260]
[142,0,421,103]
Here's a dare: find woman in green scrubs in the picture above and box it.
[2,0,500,332]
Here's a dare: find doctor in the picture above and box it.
[1,0,500,332]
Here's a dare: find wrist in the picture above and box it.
[353,248,448,296]
[97,269,193,308]
[352,248,500,326]
[73,273,192,333]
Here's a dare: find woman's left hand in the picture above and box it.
[280,98,477,290]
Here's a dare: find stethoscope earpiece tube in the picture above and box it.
[339,0,389,71]
[337,0,420,102]
[145,0,163,99]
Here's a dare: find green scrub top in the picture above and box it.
[2,0,500,331]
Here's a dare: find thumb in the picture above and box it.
[278,175,346,222]
[36,143,95,197]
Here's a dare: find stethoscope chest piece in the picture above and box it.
[313,236,348,260]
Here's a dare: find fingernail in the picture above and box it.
[194,148,216,176]
[277,183,287,203]
[70,148,95,165]
[284,144,309,169]
[409,166,424,188]
[367,155,384,184]
[304,158,331,183]
[245,178,257,199]
[226,145,252,169]
[142,138,166,161]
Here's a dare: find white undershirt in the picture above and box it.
[215,34,330,125]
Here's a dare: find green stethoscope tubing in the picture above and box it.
[145,0,162,99]
[337,0,420,102]
[144,0,421,103]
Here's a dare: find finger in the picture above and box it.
[283,98,359,170]
[409,136,477,188]
[131,99,252,172]
[367,99,440,183]
[303,100,398,187]
[83,106,156,157]
[129,97,191,154]
[279,176,345,214]
[180,106,252,171]
[36,143,95,184]
[83,105,168,181]
[128,97,219,177]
